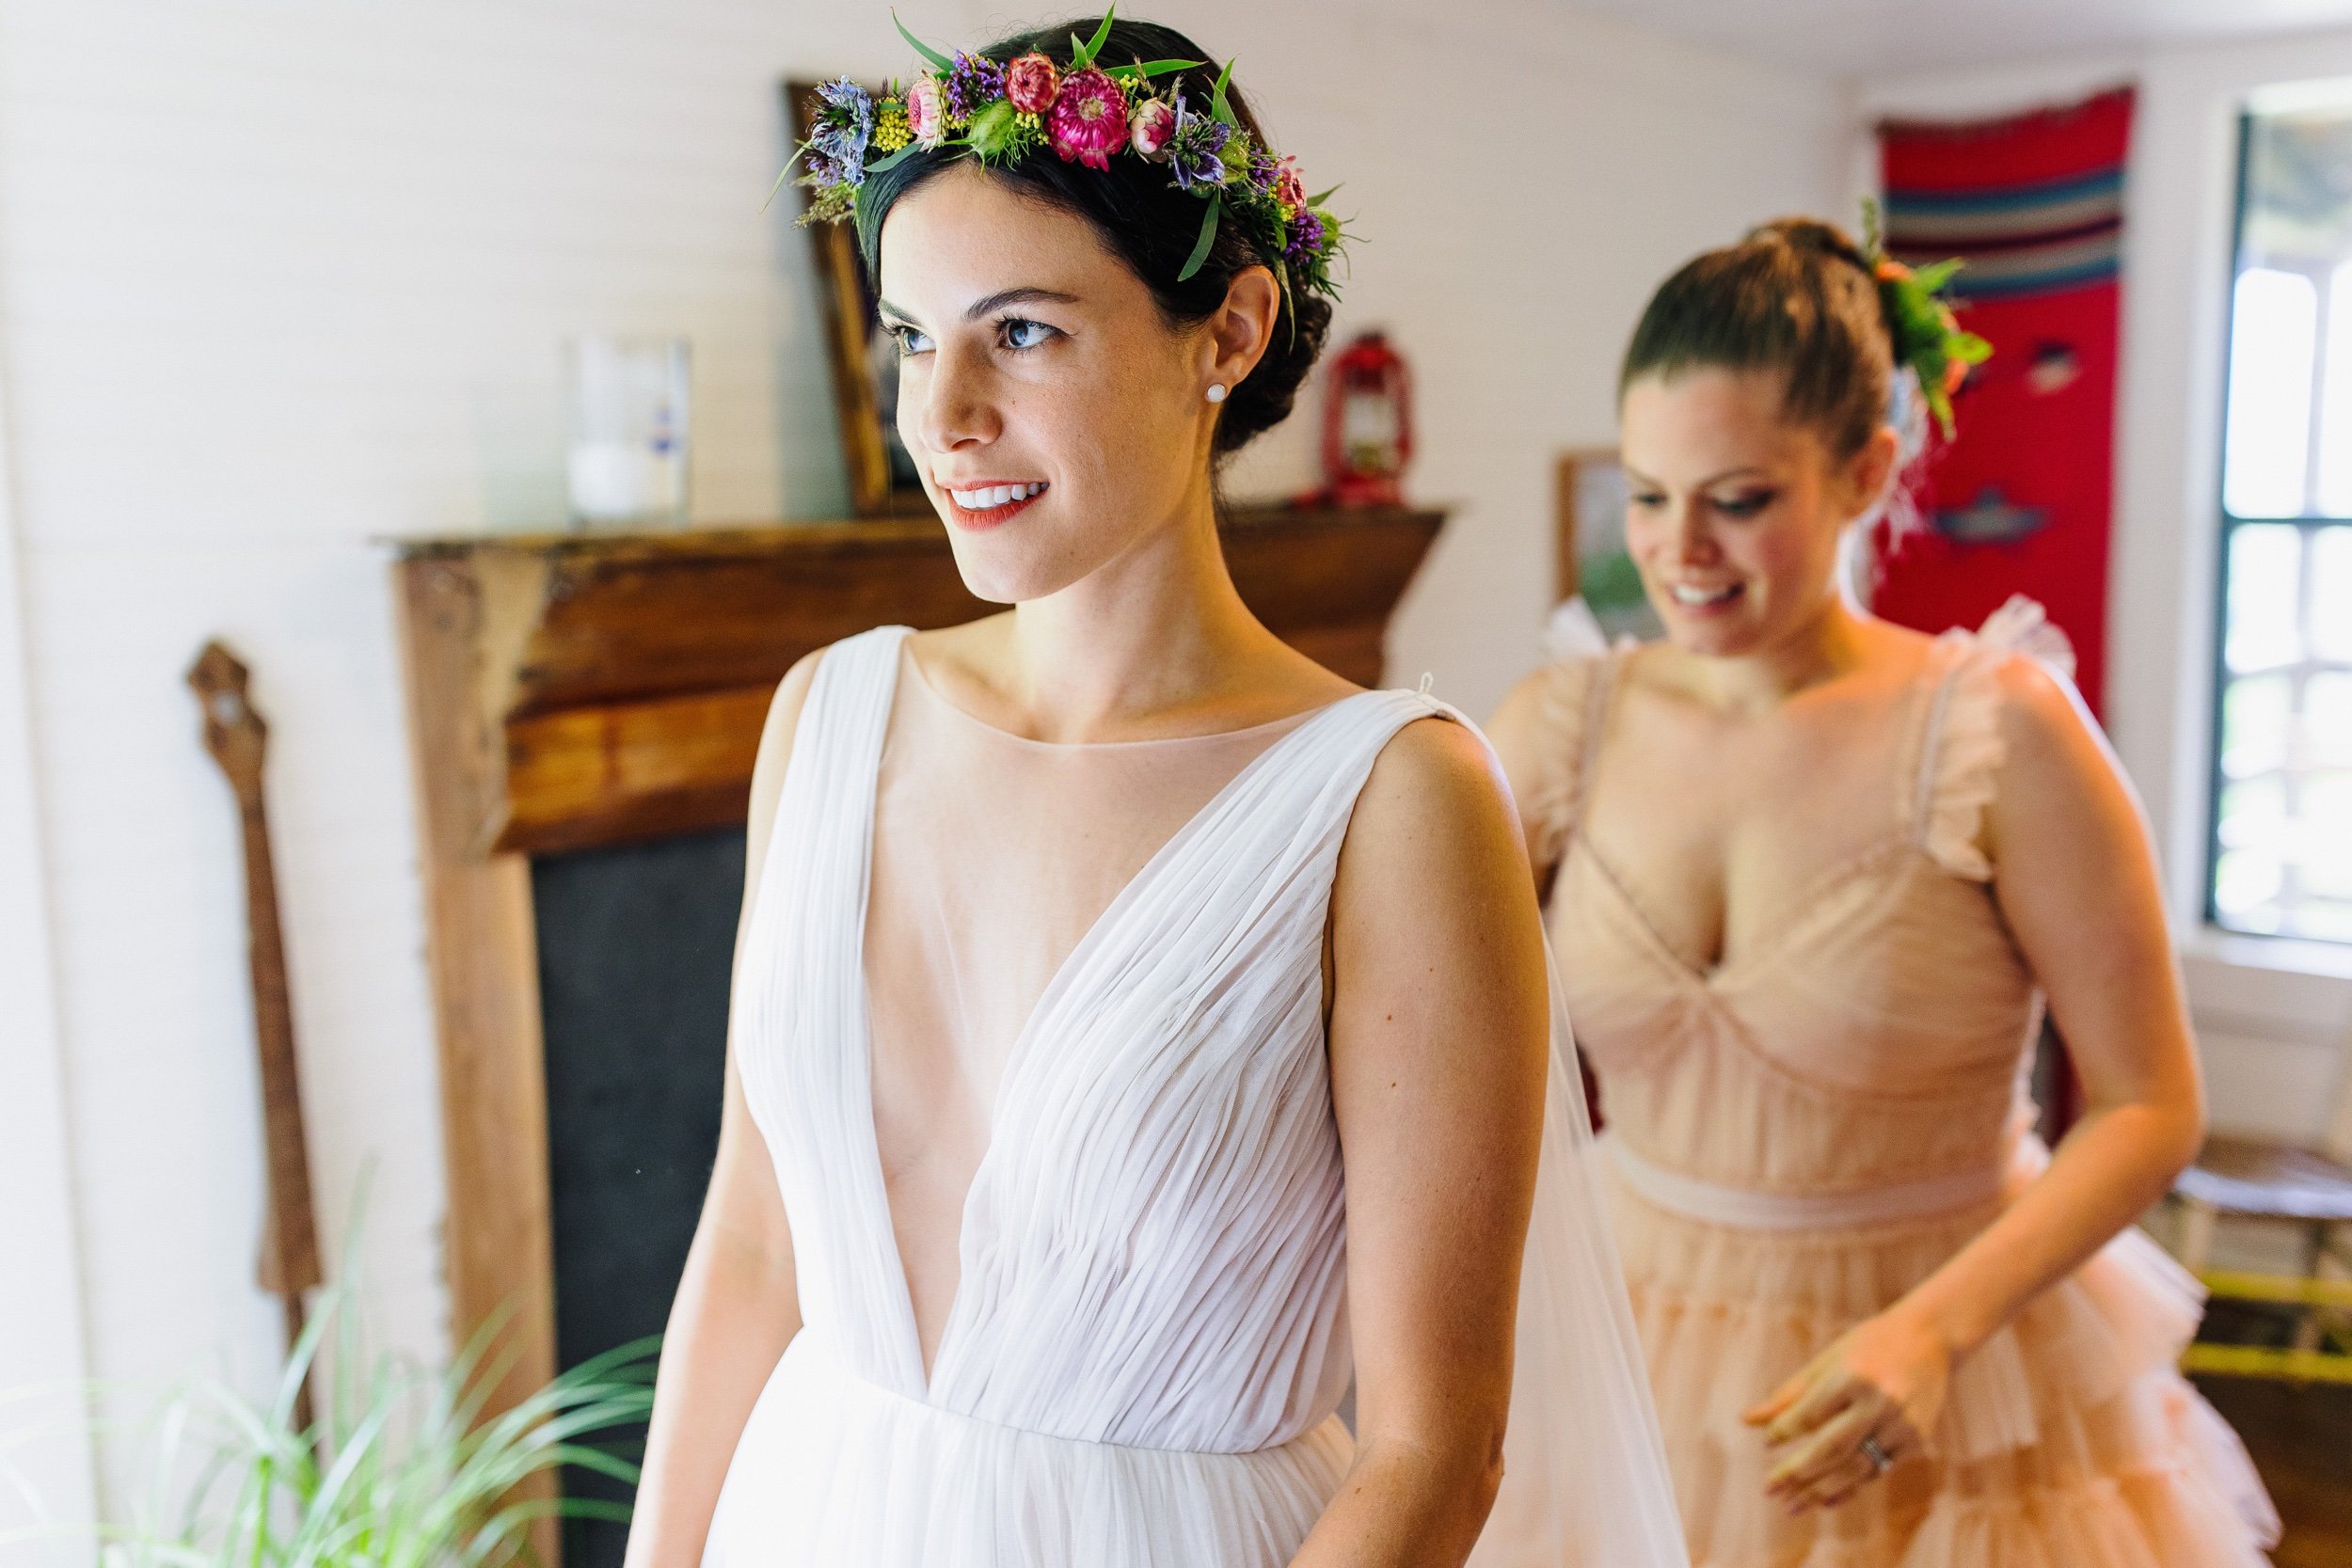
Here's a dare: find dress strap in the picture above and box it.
[1910,597,2074,881]
[1520,651,1622,869]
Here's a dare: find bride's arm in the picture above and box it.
[621,655,820,1568]
[1291,717,1552,1568]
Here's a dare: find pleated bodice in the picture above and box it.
[1540,627,2041,1199]
[706,625,1459,1567]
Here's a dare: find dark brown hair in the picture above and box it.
[1618,217,1895,459]
[857,17,1328,459]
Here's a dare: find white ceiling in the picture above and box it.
[1559,0,2352,77]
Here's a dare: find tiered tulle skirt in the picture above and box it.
[1610,1178,2280,1567]
[701,1332,1355,1568]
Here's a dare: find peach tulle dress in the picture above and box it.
[701,626,1688,1568]
[1522,603,2280,1568]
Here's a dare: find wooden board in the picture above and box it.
[398,508,1443,857]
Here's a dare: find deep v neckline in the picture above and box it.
[1570,647,1939,991]
[853,654,1370,1395]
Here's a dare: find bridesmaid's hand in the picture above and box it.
[1741,1307,1952,1514]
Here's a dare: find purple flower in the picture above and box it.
[1246,144,1279,196]
[807,76,875,185]
[1283,207,1327,265]
[945,52,1005,124]
[1165,93,1231,193]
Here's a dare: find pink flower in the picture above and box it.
[906,74,946,148]
[1129,96,1176,161]
[1045,67,1130,171]
[1272,155,1307,216]
[1004,51,1061,115]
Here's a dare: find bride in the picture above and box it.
[619,17,1684,1566]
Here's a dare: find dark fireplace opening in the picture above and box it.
[533,826,744,1568]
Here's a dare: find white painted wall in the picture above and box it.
[0,333,98,1560]
[1857,29,2352,1148]
[0,0,1850,1527]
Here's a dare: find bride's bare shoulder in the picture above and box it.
[1339,715,1527,902]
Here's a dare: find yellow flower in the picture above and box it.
[874,103,911,152]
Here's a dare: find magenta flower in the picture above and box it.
[1130,96,1176,161]
[1004,51,1061,115]
[1045,67,1130,171]
[907,74,946,149]
[1273,155,1307,215]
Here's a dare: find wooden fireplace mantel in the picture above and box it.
[391,503,1444,1466]
[398,506,1444,860]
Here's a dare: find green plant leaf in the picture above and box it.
[1209,58,1237,126]
[1910,257,1963,293]
[1307,183,1340,206]
[893,10,953,71]
[1179,192,1222,281]
[1072,8,1116,68]
[1108,57,1199,81]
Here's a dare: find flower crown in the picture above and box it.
[785,9,1347,306]
[1860,199,1991,440]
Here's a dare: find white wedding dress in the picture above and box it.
[701,626,1687,1568]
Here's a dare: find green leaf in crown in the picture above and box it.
[1860,196,1993,440]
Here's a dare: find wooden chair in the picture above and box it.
[2170,1041,2352,1384]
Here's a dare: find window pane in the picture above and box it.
[2225,523,2304,672]
[2300,771,2352,898]
[2223,672,2294,777]
[2312,524,2352,661]
[2323,262,2352,515]
[2311,670,2352,771]
[2286,900,2352,942]
[2224,268,2318,517]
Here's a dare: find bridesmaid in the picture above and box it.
[1489,217,2280,1566]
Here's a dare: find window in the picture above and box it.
[2211,89,2352,942]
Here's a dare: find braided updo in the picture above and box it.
[856,17,1330,460]
[1619,217,1899,460]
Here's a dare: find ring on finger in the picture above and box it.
[1857,1433,1893,1477]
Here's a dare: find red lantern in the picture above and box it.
[1320,330,1412,507]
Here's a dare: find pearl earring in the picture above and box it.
[1205,384,1228,404]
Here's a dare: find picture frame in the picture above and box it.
[785,79,930,517]
[1553,446,1659,643]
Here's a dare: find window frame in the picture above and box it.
[2205,105,2352,943]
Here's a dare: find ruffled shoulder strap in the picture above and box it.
[1519,650,1622,870]
[1912,596,2075,880]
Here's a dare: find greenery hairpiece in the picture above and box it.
[781,8,1348,308]
[1861,198,1992,439]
